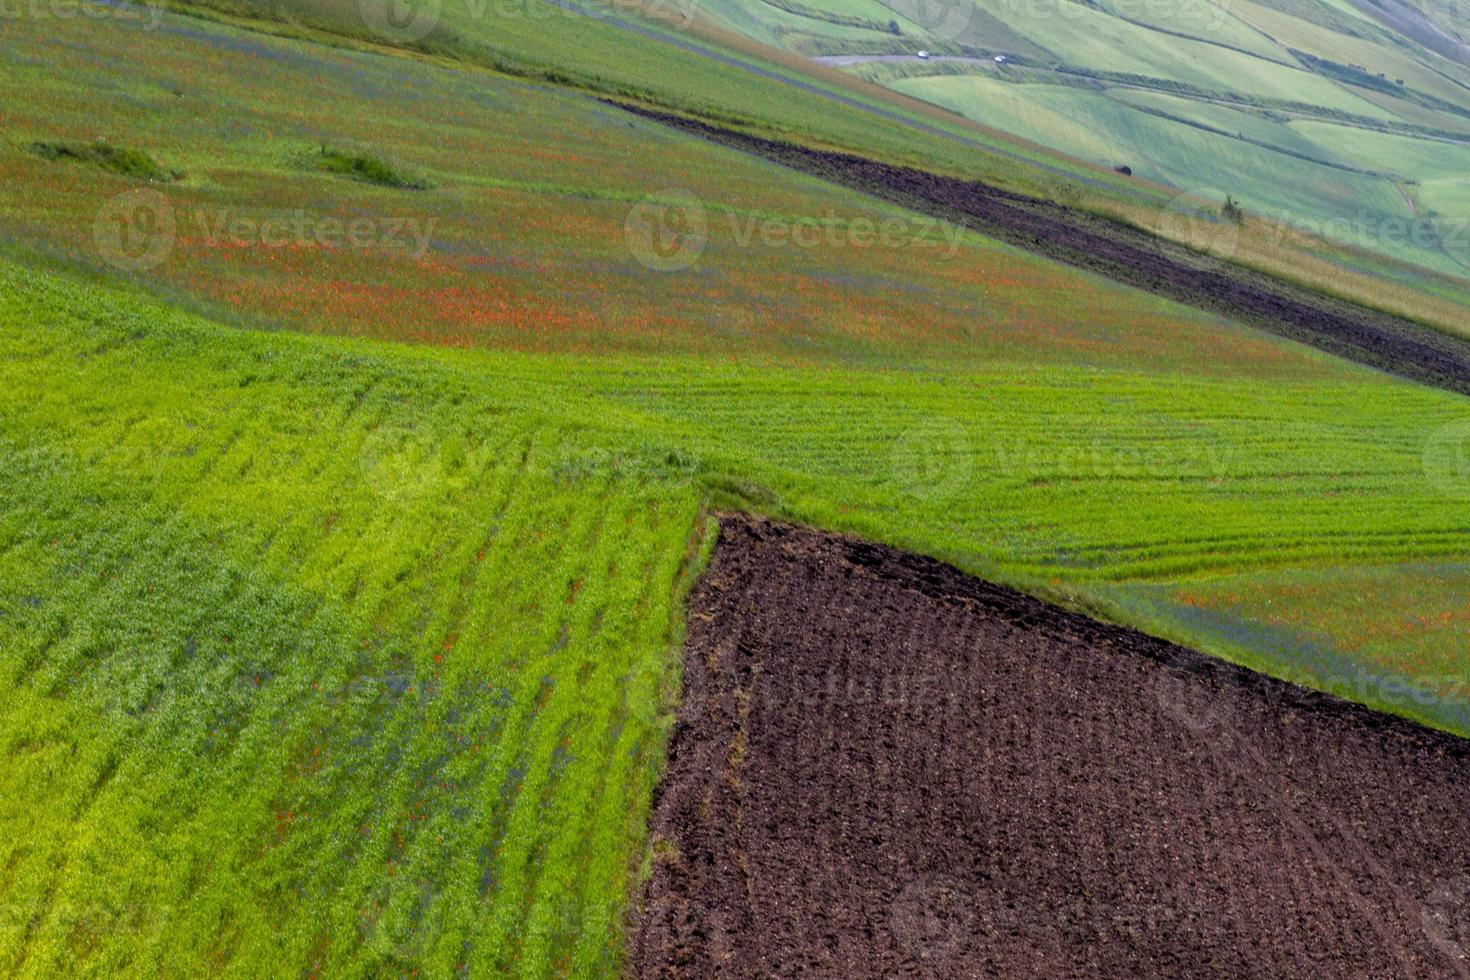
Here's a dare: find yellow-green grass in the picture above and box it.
[5,212,1470,969]
[0,261,708,976]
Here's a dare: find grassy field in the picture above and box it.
[3,3,1470,975]
[5,238,1470,970]
[143,0,1470,335]
[701,0,1470,278]
[889,75,1409,225]
[0,261,709,976]
[1,8,1296,365]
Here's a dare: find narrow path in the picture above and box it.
[812,54,1004,67]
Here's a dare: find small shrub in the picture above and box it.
[313,145,429,190]
[29,140,181,182]
[1221,195,1245,225]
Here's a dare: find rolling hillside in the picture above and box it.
[1,0,1468,974]
[704,0,1470,278]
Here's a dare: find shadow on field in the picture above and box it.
[631,514,1470,978]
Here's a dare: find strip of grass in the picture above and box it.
[29,141,181,182]
[311,145,430,189]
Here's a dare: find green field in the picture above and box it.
[0,261,708,976]
[3,1,1470,975]
[142,0,1470,334]
[704,0,1470,277]
[6,222,1470,971]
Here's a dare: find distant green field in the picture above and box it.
[702,0,1470,277]
[888,72,1467,272]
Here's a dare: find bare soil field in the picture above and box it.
[618,103,1470,398]
[631,515,1470,978]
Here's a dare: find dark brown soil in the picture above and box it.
[615,102,1470,399]
[631,515,1470,979]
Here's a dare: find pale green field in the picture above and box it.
[889,73,1468,271]
[705,0,1470,277]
